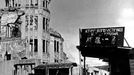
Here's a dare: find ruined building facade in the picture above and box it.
[0,0,68,75]
[0,0,66,64]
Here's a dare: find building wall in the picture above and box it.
[49,28,65,63]
[0,60,14,75]
[49,36,55,63]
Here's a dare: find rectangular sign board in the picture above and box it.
[80,27,125,47]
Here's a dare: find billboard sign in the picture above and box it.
[80,27,125,47]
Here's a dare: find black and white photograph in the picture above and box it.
[0,0,134,75]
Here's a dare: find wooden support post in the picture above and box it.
[84,56,86,75]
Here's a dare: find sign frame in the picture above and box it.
[79,27,125,47]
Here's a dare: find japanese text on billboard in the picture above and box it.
[80,27,125,47]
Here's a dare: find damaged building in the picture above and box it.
[0,0,52,62]
[0,0,74,75]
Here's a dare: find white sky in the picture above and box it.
[49,0,134,66]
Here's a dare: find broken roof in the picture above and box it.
[49,28,64,41]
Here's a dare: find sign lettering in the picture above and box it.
[80,27,125,47]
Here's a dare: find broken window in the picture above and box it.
[25,15,29,31]
[54,59,58,63]
[30,39,38,52]
[30,15,33,31]
[46,40,48,53]
[30,39,33,52]
[43,0,45,7]
[43,17,49,31]
[43,40,45,52]
[54,40,56,52]
[45,0,48,9]
[34,39,38,52]
[43,17,46,30]
[57,41,59,53]
[43,40,48,53]
[54,40,59,53]
[46,18,49,31]
[34,16,38,30]
[11,25,21,38]
[30,15,33,26]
